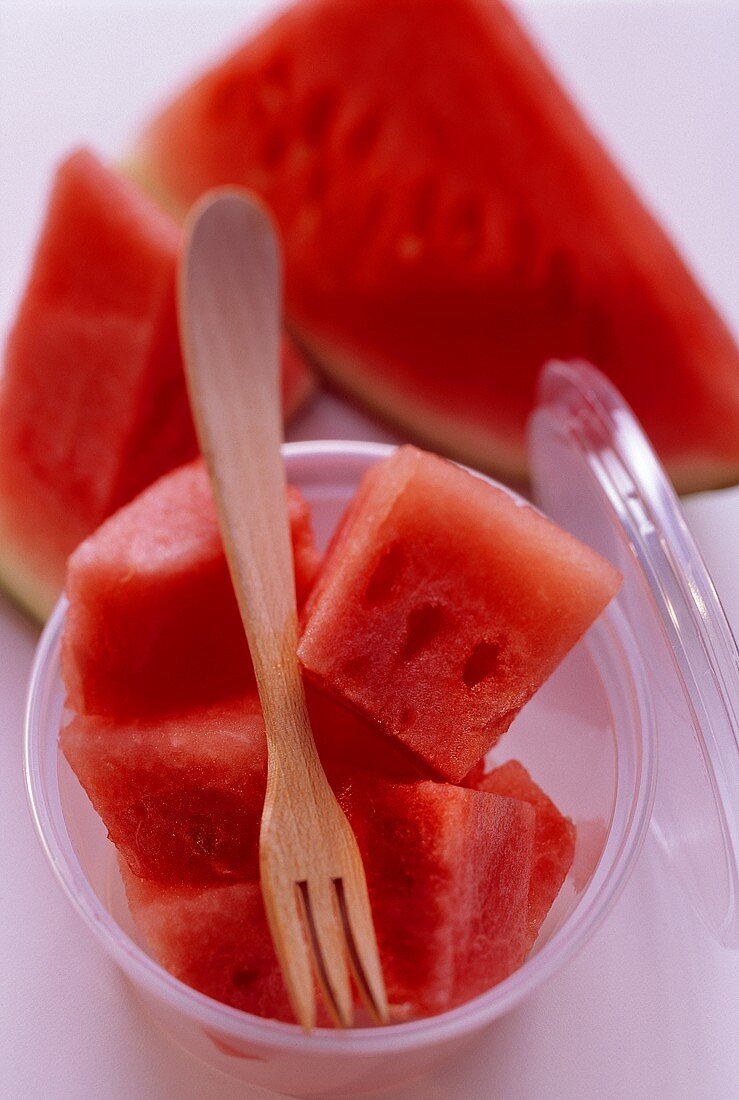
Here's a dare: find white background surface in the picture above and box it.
[1,2,738,1098]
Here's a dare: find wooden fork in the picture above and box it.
[177,189,388,1031]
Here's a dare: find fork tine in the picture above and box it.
[261,872,316,1031]
[299,879,354,1028]
[335,876,390,1025]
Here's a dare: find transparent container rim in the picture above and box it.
[24,438,657,1058]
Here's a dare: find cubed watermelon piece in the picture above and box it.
[61,459,320,718]
[299,445,621,781]
[342,779,536,1016]
[471,760,576,945]
[0,148,314,621]
[120,780,535,1021]
[119,862,297,1022]
[305,682,434,785]
[61,684,433,888]
[61,696,267,884]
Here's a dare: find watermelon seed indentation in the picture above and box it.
[302,87,339,146]
[343,106,382,162]
[398,705,415,729]
[262,128,287,169]
[463,640,503,689]
[401,603,446,660]
[451,194,486,256]
[364,543,404,605]
[232,968,260,990]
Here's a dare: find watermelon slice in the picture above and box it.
[304,681,435,785]
[119,862,297,1022]
[61,683,433,888]
[0,149,314,621]
[61,696,267,885]
[119,779,535,1021]
[470,760,576,945]
[61,458,319,719]
[131,0,739,492]
[298,445,621,782]
[341,779,536,1017]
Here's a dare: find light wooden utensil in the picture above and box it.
[177,189,389,1032]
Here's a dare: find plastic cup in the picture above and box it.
[25,440,656,1098]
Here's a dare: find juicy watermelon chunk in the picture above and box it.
[61,685,433,889]
[119,779,535,1021]
[0,148,314,621]
[470,760,576,945]
[61,459,320,718]
[340,779,535,1016]
[119,862,297,1022]
[305,682,434,785]
[132,0,739,492]
[299,445,621,782]
[61,696,267,884]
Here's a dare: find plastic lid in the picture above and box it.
[528,360,739,948]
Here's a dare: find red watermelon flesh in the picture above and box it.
[60,685,434,888]
[339,779,535,1017]
[119,862,298,1022]
[305,681,435,786]
[61,459,320,719]
[132,0,739,492]
[0,148,314,622]
[61,695,267,885]
[119,780,535,1021]
[471,760,576,945]
[299,445,621,782]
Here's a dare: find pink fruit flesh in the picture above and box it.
[133,0,739,492]
[120,861,298,1022]
[61,696,268,884]
[340,779,536,1016]
[61,459,320,718]
[299,445,621,781]
[472,760,576,944]
[0,148,314,621]
[119,779,536,1021]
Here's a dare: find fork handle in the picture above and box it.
[178,191,317,768]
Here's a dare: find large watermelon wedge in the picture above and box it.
[131,0,739,491]
[0,149,314,621]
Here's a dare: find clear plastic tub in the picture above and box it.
[24,363,738,1097]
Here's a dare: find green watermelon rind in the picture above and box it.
[124,157,739,496]
[289,322,739,495]
[0,514,56,622]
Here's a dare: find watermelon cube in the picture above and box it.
[0,148,314,621]
[299,446,621,782]
[471,760,576,945]
[119,861,296,1022]
[341,780,536,1017]
[61,459,320,718]
[61,683,434,888]
[61,695,267,884]
[119,780,535,1021]
[305,682,435,785]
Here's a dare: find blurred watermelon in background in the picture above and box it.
[131,0,739,492]
[1,0,738,624]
